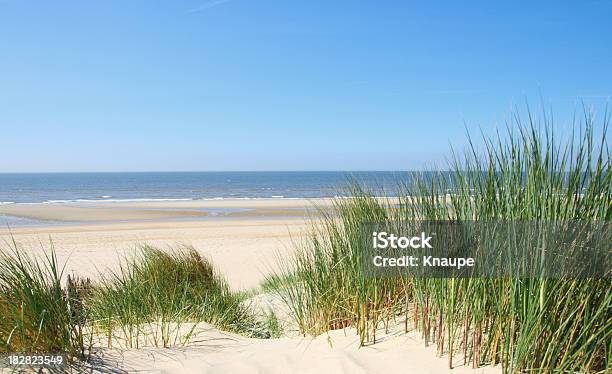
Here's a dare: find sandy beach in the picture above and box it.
[0,199,320,291]
[0,199,499,373]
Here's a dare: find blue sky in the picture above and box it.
[0,0,610,172]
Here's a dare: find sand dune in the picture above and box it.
[0,199,499,373]
[85,322,498,374]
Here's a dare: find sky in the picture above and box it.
[0,0,610,172]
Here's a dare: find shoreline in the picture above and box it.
[0,198,337,227]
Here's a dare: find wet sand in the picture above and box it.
[0,198,332,222]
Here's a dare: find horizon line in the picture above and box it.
[0,170,420,174]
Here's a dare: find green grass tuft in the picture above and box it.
[0,239,92,359]
[88,245,269,347]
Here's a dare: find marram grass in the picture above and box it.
[0,243,271,360]
[89,245,269,348]
[269,109,611,372]
[0,239,91,359]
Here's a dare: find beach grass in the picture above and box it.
[0,243,272,360]
[270,108,611,372]
[89,245,269,348]
[0,239,91,359]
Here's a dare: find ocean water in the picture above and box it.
[0,172,409,204]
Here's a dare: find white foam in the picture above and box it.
[10,195,335,205]
[35,198,195,204]
[75,198,194,203]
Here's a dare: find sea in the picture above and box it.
[0,171,411,204]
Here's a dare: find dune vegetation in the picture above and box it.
[88,245,270,349]
[0,243,268,362]
[0,241,91,358]
[267,109,611,372]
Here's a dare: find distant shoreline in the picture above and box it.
[0,198,337,228]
